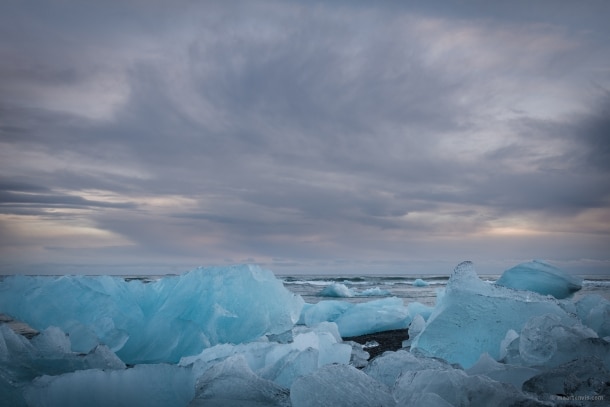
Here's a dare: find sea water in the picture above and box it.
[279,274,610,306]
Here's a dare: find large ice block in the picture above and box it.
[300,297,410,337]
[0,265,304,364]
[411,261,575,368]
[495,260,582,299]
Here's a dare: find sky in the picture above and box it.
[1,0,609,276]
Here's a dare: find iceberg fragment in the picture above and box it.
[466,352,539,389]
[290,364,395,407]
[319,283,354,297]
[189,355,290,407]
[300,297,410,337]
[495,260,582,299]
[575,294,610,338]
[393,367,536,407]
[411,261,574,368]
[413,278,429,287]
[0,265,304,364]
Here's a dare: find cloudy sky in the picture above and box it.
[1,1,609,276]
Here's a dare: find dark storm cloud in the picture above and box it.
[1,0,609,274]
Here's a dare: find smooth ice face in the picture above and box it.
[495,260,582,299]
[300,297,410,337]
[290,364,395,407]
[413,278,429,287]
[189,355,290,407]
[24,364,195,407]
[575,294,610,338]
[411,261,575,368]
[0,265,304,364]
[393,367,535,407]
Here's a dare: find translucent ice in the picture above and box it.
[24,364,195,407]
[495,259,582,299]
[179,322,351,388]
[290,364,395,407]
[512,313,610,369]
[413,278,429,287]
[575,294,610,338]
[393,367,536,407]
[300,297,410,337]
[466,352,539,389]
[189,355,290,407]
[0,265,304,364]
[363,349,453,388]
[411,261,575,368]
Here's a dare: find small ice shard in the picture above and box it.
[413,278,429,287]
[290,364,395,407]
[319,283,354,297]
[189,355,290,407]
[495,260,582,299]
[363,340,379,349]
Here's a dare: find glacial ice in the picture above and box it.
[290,364,395,407]
[495,259,582,299]
[299,297,410,337]
[411,261,577,368]
[179,322,351,388]
[0,265,304,364]
[3,261,610,406]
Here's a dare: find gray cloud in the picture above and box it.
[1,0,609,275]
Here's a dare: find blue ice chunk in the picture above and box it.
[411,261,575,368]
[495,260,582,299]
[413,278,429,287]
[300,298,410,337]
[290,364,395,407]
[179,323,351,388]
[335,297,410,337]
[190,355,290,406]
[0,265,304,364]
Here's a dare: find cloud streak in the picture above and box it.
[1,0,609,275]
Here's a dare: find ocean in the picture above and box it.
[279,274,610,306]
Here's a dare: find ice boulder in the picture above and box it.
[495,260,582,299]
[357,287,391,297]
[0,265,304,364]
[575,294,610,338]
[363,349,454,388]
[189,355,290,407]
[300,298,410,337]
[393,367,536,407]
[411,261,575,368]
[290,364,395,407]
